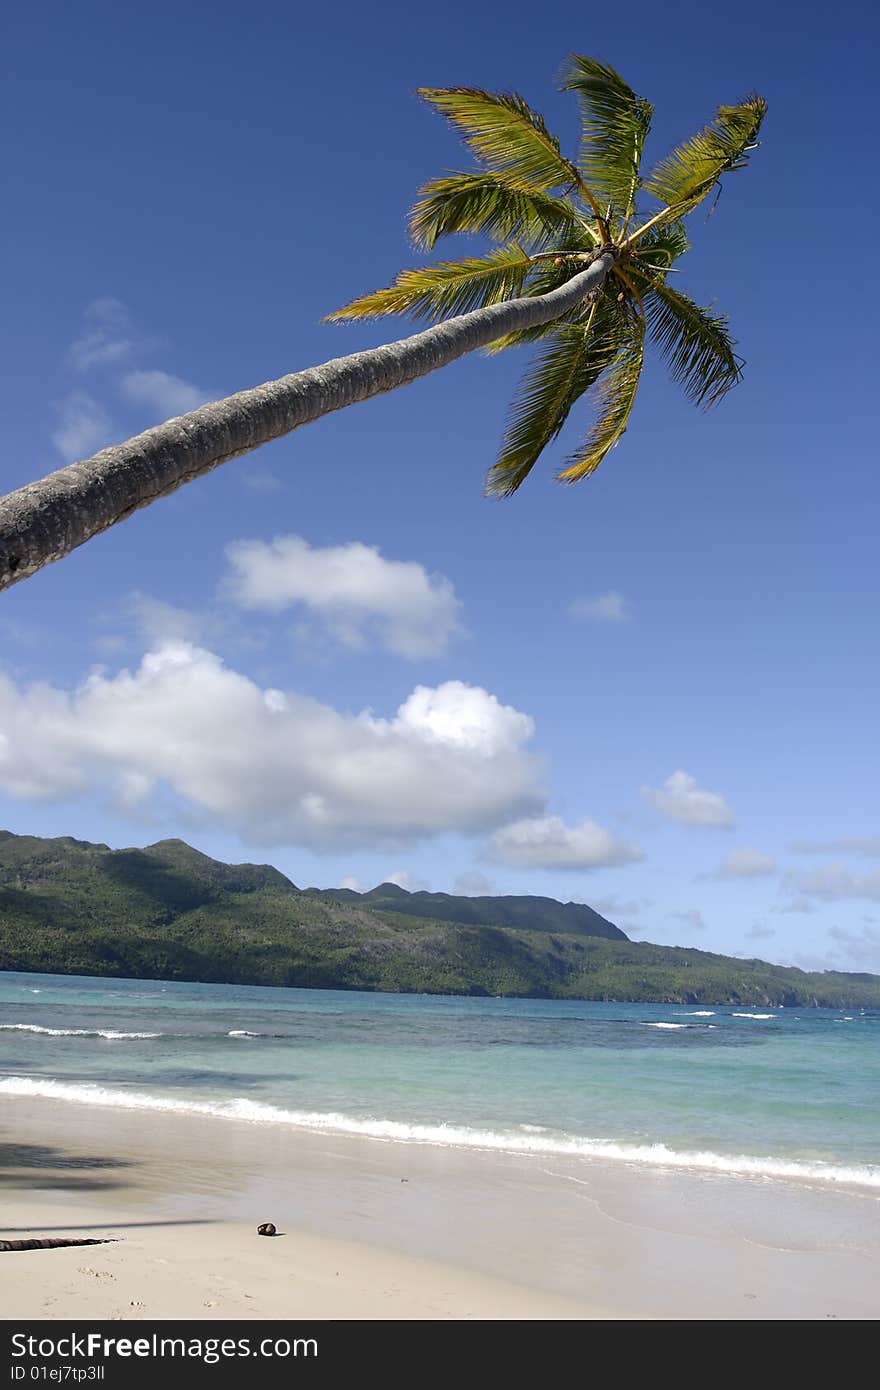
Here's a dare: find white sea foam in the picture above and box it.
[228,1031,260,1038]
[731,1013,777,1020]
[682,1011,715,1017]
[3,1075,874,1190]
[0,1024,160,1040]
[641,1022,689,1030]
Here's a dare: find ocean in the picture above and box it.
[1,970,878,1191]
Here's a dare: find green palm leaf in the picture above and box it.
[410,171,577,250]
[326,247,532,322]
[486,306,622,496]
[561,55,653,219]
[631,220,690,273]
[418,86,588,195]
[641,282,742,406]
[556,316,645,483]
[642,96,767,215]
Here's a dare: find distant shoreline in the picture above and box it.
[2,961,878,1009]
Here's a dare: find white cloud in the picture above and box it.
[714,847,776,878]
[339,875,365,892]
[224,535,462,659]
[453,871,495,897]
[790,837,880,858]
[569,591,630,623]
[120,369,208,420]
[52,391,114,461]
[0,645,542,850]
[789,864,880,902]
[486,815,643,870]
[68,299,135,372]
[382,869,430,893]
[668,908,707,931]
[641,770,734,828]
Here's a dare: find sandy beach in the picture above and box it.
[2,1096,877,1321]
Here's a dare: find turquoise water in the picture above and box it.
[1,970,878,1188]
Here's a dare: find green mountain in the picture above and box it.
[309,882,626,939]
[0,830,877,1007]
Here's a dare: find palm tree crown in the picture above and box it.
[329,57,766,496]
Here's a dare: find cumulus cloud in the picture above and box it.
[641,770,734,828]
[789,865,880,902]
[339,875,365,892]
[52,391,114,461]
[0,644,542,850]
[68,298,135,372]
[790,837,880,858]
[453,871,496,897]
[224,535,462,659]
[569,591,630,623]
[382,869,430,893]
[713,847,776,879]
[485,815,643,870]
[668,908,707,931]
[120,369,208,420]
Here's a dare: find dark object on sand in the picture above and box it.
[0,1237,114,1252]
[257,1222,277,1237]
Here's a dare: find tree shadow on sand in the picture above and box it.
[0,1140,130,1192]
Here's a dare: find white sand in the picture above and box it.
[2,1097,878,1320]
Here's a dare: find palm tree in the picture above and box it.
[0,58,765,593]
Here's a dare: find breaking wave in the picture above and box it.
[0,1023,160,1040]
[2,1075,876,1191]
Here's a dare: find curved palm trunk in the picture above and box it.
[0,256,613,593]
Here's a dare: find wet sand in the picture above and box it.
[1,1097,877,1319]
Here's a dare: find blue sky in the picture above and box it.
[1,0,878,971]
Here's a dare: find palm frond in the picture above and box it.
[561,55,653,219]
[643,282,742,406]
[418,86,588,195]
[641,95,767,215]
[487,304,626,495]
[326,248,532,322]
[556,316,645,483]
[410,171,577,250]
[630,220,690,273]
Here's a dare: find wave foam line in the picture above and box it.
[0,1024,160,1040]
[732,1013,777,1020]
[2,1076,877,1190]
